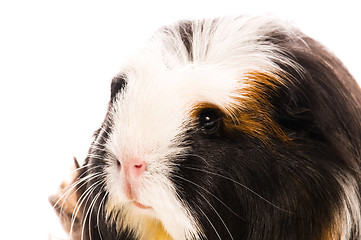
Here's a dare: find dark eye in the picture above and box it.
[198,109,221,133]
[110,75,126,101]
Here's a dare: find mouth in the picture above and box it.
[133,201,152,210]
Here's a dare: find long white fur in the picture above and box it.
[101,16,333,240]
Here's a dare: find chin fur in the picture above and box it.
[50,15,361,240]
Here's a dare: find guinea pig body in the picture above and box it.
[51,16,361,240]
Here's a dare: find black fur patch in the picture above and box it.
[110,74,127,102]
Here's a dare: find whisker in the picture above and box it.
[197,204,222,240]
[69,173,105,239]
[96,192,108,240]
[54,177,97,224]
[52,170,104,211]
[77,164,105,177]
[68,164,88,173]
[183,166,292,213]
[182,153,209,166]
[52,174,99,222]
[80,184,100,240]
[82,182,105,240]
[199,192,234,240]
[173,174,245,220]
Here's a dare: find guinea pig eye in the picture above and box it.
[198,109,221,133]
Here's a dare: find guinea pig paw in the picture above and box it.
[48,157,83,237]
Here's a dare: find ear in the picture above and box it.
[49,157,84,239]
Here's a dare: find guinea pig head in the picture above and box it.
[97,19,295,239]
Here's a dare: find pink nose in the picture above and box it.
[129,160,147,178]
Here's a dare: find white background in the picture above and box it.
[0,0,360,239]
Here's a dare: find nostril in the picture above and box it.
[117,160,121,169]
[133,162,146,171]
[134,163,143,169]
[131,161,147,177]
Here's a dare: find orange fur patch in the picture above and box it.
[191,71,289,143]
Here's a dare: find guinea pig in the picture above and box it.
[50,15,361,240]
